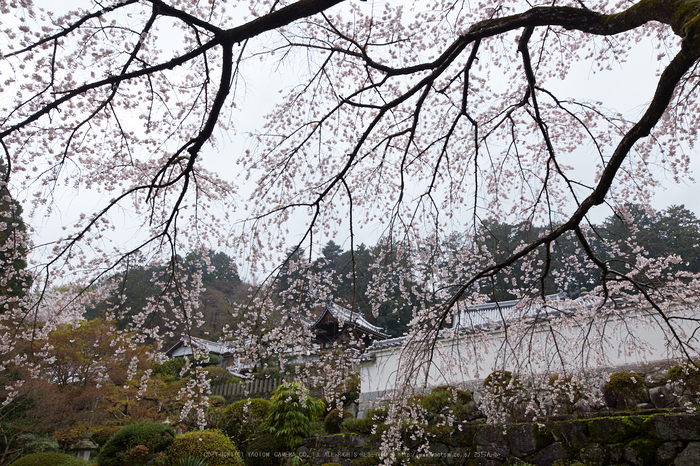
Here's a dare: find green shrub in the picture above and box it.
[668,363,700,391]
[13,434,59,454]
[205,354,221,366]
[323,408,354,434]
[244,433,284,466]
[605,371,644,392]
[367,405,388,420]
[92,422,126,446]
[267,382,324,448]
[482,370,525,419]
[548,375,585,409]
[604,371,647,409]
[97,422,175,466]
[178,457,210,466]
[483,370,519,390]
[162,430,243,466]
[10,452,89,466]
[605,372,645,396]
[154,358,188,381]
[204,366,234,385]
[342,404,388,436]
[324,372,360,409]
[341,417,373,435]
[421,385,475,422]
[153,354,220,382]
[218,398,270,448]
[210,395,226,407]
[421,386,472,414]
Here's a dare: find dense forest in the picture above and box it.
[272,203,700,337]
[78,204,700,340]
[84,250,247,346]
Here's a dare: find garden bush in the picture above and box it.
[547,375,585,413]
[153,358,188,382]
[422,386,472,412]
[92,421,126,447]
[161,430,243,466]
[324,372,360,410]
[203,366,234,385]
[341,416,374,435]
[483,370,520,392]
[604,371,647,409]
[365,404,388,422]
[421,385,475,422]
[12,433,59,455]
[9,452,89,466]
[323,408,353,434]
[342,404,389,435]
[244,433,284,466]
[267,382,324,448]
[668,363,700,391]
[96,421,175,466]
[605,371,645,392]
[218,398,270,448]
[210,395,226,407]
[481,370,525,420]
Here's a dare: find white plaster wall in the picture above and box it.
[360,304,700,403]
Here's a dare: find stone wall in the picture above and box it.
[298,413,700,466]
[361,361,698,420]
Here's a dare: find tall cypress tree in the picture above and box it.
[0,161,30,303]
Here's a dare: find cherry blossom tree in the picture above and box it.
[3,0,700,455]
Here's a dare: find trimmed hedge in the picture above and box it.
[343,405,387,435]
[10,452,89,466]
[421,385,472,413]
[161,429,243,466]
[483,370,520,392]
[218,398,270,448]
[323,408,353,434]
[96,422,175,466]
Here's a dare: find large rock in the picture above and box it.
[675,442,700,466]
[645,370,669,388]
[623,438,657,466]
[655,441,684,465]
[474,425,508,460]
[588,418,627,444]
[579,443,607,465]
[651,413,700,440]
[603,387,624,408]
[532,441,568,466]
[649,385,676,408]
[474,424,503,444]
[446,447,470,466]
[558,421,588,450]
[606,443,624,463]
[464,400,483,421]
[508,423,536,457]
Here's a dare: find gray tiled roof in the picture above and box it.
[364,292,577,353]
[312,301,390,339]
[452,291,569,329]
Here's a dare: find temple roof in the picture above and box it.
[311,301,391,340]
[165,335,236,358]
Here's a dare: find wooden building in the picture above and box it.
[311,301,390,349]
